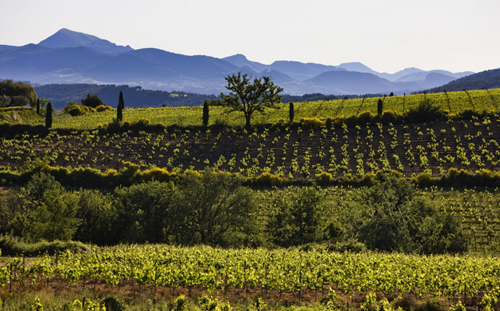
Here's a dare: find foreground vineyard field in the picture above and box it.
[2,245,500,302]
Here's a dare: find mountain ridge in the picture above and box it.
[0,28,487,96]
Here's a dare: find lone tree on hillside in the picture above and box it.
[117,91,124,122]
[217,73,283,128]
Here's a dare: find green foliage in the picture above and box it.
[198,295,231,311]
[345,176,468,254]
[12,173,80,242]
[172,170,256,246]
[74,189,119,245]
[27,189,80,242]
[413,298,449,311]
[95,104,112,112]
[319,289,347,311]
[405,98,444,123]
[289,101,294,123]
[102,296,124,311]
[0,79,38,107]
[115,180,175,243]
[218,72,283,128]
[81,93,104,108]
[447,301,466,311]
[267,186,323,247]
[65,103,91,116]
[0,235,89,256]
[171,295,189,311]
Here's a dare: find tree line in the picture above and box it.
[0,171,468,254]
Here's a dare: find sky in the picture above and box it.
[1,0,499,74]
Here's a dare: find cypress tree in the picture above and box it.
[377,98,383,115]
[45,102,53,128]
[117,91,124,122]
[202,100,209,126]
[36,98,40,115]
[289,102,294,123]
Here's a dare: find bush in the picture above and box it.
[81,94,104,108]
[0,235,90,256]
[251,172,287,187]
[65,103,90,116]
[320,289,347,311]
[300,117,326,128]
[414,298,449,311]
[95,104,113,112]
[380,110,400,123]
[357,111,374,124]
[405,99,444,123]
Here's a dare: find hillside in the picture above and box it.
[425,68,500,93]
[34,84,220,110]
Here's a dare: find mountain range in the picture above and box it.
[0,28,478,96]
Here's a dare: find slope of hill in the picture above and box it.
[425,68,500,93]
[34,84,219,109]
[0,44,109,81]
[304,71,398,95]
[222,54,268,72]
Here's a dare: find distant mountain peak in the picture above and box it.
[38,28,133,54]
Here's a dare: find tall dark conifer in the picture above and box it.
[45,102,53,128]
[202,100,209,126]
[36,98,40,115]
[117,91,124,121]
[289,102,294,123]
[377,98,383,115]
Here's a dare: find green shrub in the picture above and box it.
[357,111,374,124]
[414,298,449,311]
[66,104,90,116]
[320,289,347,311]
[95,104,112,112]
[300,117,326,128]
[380,110,400,124]
[0,235,90,256]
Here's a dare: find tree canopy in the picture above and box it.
[81,93,104,108]
[217,73,283,128]
[0,79,38,107]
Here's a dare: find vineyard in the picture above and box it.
[11,88,500,130]
[2,112,500,180]
[2,89,500,309]
[1,245,500,307]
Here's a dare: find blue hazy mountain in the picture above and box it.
[38,28,133,54]
[0,28,481,96]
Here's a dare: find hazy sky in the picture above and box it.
[2,0,499,74]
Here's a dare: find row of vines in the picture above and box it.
[1,245,500,299]
[2,116,500,179]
